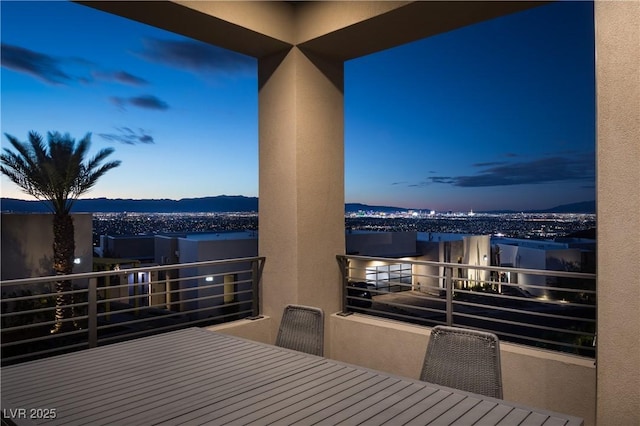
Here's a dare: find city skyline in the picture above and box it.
[1,1,595,212]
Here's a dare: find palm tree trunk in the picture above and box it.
[50,213,78,333]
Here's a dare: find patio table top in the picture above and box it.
[1,327,583,426]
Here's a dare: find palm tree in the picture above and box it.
[1,131,121,333]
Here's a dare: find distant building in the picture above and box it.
[96,231,258,320]
[1,213,93,281]
[492,236,596,298]
[345,230,595,299]
[94,229,595,310]
[98,234,161,264]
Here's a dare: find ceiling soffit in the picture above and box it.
[78,1,546,62]
[77,1,293,58]
[296,1,547,61]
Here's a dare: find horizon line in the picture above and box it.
[1,195,596,214]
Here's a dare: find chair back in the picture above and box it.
[420,325,503,399]
[275,304,324,356]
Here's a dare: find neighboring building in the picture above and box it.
[1,213,93,281]
[170,231,258,319]
[98,234,164,264]
[346,230,419,257]
[345,230,595,299]
[347,232,492,294]
[96,231,258,320]
[1,213,94,322]
[493,237,596,297]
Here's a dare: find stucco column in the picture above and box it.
[595,1,640,423]
[258,47,345,343]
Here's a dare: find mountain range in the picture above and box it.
[0,196,596,214]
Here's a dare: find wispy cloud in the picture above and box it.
[137,38,255,75]
[405,152,595,188]
[2,42,149,89]
[455,154,594,187]
[472,161,508,168]
[98,127,155,145]
[110,94,169,111]
[1,43,75,85]
[93,70,148,86]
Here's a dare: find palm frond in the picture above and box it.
[1,131,121,215]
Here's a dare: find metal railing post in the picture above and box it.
[336,255,352,316]
[445,266,453,326]
[251,260,259,317]
[165,272,171,310]
[246,258,263,320]
[88,278,98,348]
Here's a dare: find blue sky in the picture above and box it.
[1,1,595,212]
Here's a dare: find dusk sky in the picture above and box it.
[1,1,595,212]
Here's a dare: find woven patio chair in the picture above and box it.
[275,304,324,356]
[420,325,503,399]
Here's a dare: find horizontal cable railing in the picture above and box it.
[337,254,596,358]
[1,257,265,365]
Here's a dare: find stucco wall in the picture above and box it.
[1,213,93,280]
[258,46,345,348]
[595,1,640,423]
[102,235,155,260]
[329,314,596,426]
[209,313,597,425]
[207,316,273,345]
[346,231,417,257]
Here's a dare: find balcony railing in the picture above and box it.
[337,254,596,357]
[1,256,265,365]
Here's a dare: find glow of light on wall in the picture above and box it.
[74,258,81,265]
[205,276,214,282]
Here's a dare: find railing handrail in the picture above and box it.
[0,256,266,287]
[1,256,266,364]
[337,253,596,358]
[339,254,596,280]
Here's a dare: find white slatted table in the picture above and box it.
[1,327,583,425]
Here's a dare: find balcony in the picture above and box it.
[0,1,637,424]
[1,257,265,365]
[2,255,596,424]
[338,254,596,358]
[219,255,596,424]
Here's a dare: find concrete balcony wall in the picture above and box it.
[208,316,273,345]
[213,314,595,425]
[329,314,596,426]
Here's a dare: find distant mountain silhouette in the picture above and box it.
[0,195,258,213]
[346,201,596,214]
[536,200,595,214]
[0,197,595,214]
[483,200,595,214]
